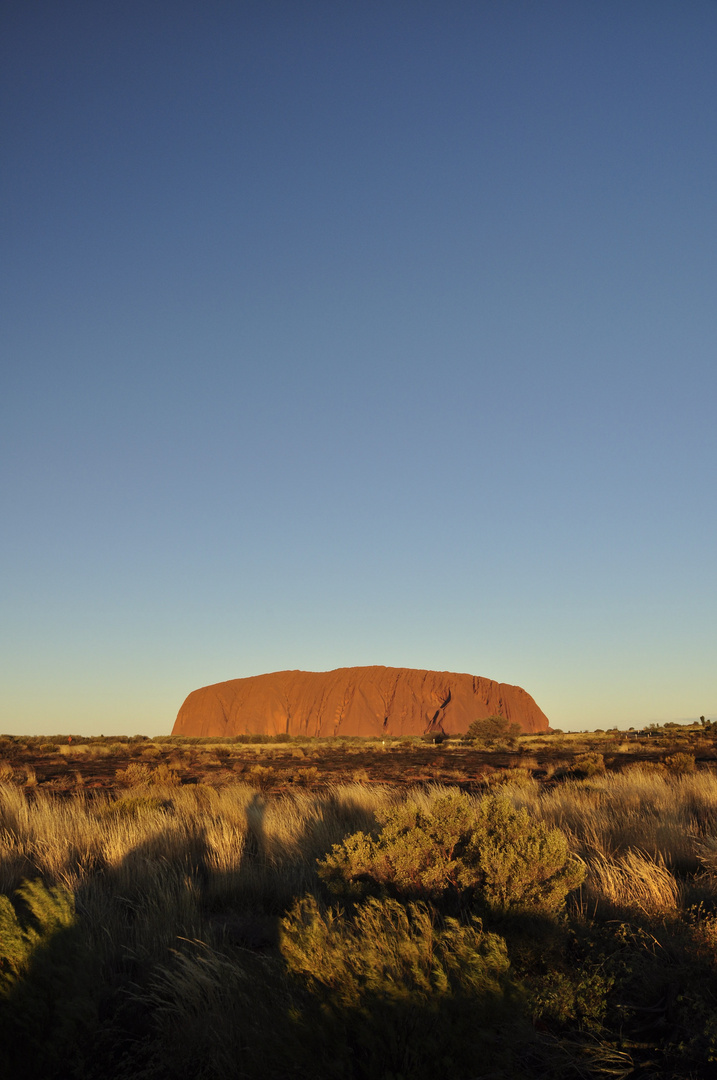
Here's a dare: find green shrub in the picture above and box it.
[318,790,584,915]
[527,966,613,1032]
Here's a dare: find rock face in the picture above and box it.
[172,666,549,738]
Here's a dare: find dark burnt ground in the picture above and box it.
[2,734,715,795]
[2,743,509,793]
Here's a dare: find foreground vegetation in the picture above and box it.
[2,726,717,1077]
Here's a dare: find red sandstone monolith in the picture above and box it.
[172,666,549,738]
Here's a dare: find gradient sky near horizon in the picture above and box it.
[2,1,716,736]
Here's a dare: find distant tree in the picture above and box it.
[467,716,521,749]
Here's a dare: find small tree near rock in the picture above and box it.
[467,715,522,749]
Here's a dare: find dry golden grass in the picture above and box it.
[0,780,392,902]
[508,768,717,876]
[3,768,717,940]
[581,850,683,916]
[4,741,717,1079]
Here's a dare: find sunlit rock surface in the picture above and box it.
[172,666,550,738]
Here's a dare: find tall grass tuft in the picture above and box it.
[581,850,683,916]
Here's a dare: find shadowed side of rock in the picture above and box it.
[172,666,550,738]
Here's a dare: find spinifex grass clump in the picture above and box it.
[318,789,584,914]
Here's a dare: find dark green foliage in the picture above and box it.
[318,790,585,915]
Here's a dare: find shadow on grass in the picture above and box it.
[0,791,532,1080]
[4,791,717,1080]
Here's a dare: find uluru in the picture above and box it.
[173,666,549,738]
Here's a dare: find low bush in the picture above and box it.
[294,766,320,785]
[573,753,606,778]
[248,764,277,789]
[485,766,535,788]
[318,790,584,915]
[151,762,182,786]
[115,762,152,786]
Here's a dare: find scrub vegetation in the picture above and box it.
[1,721,717,1077]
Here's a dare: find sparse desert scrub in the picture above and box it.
[9,725,716,795]
[2,774,717,1078]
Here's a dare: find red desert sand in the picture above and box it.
[173,666,550,738]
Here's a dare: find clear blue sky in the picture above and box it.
[2,1,715,735]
